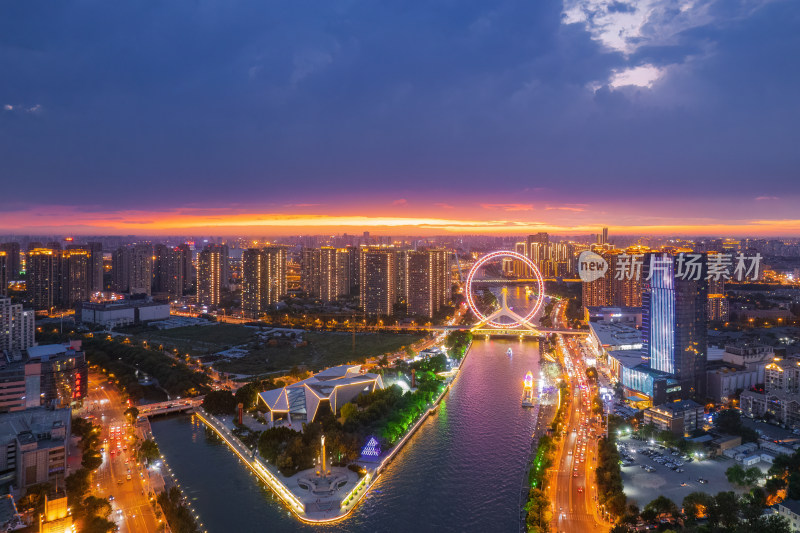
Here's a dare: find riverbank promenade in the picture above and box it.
[192,342,471,523]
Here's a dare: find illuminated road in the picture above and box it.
[83,373,163,533]
[550,302,609,533]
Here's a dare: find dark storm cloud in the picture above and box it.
[0,0,798,210]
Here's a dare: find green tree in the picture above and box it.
[683,491,714,523]
[201,390,237,415]
[65,468,90,506]
[340,402,358,422]
[744,466,762,486]
[712,491,740,529]
[644,495,678,519]
[726,464,747,485]
[137,439,160,463]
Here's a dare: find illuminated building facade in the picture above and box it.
[405,249,450,318]
[707,276,729,321]
[642,253,708,400]
[242,246,287,317]
[39,495,72,533]
[643,399,704,436]
[28,343,88,408]
[26,249,57,310]
[197,245,223,307]
[359,248,396,316]
[258,365,383,423]
[58,249,89,307]
[301,247,351,302]
[0,298,35,359]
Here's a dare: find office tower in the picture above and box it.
[26,248,58,310]
[406,249,450,318]
[85,242,104,292]
[58,249,89,307]
[0,243,20,278]
[642,253,708,400]
[359,248,396,316]
[242,247,287,317]
[197,245,223,307]
[301,247,321,298]
[0,298,35,357]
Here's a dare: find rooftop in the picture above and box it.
[588,322,642,349]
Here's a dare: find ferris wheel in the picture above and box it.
[464,250,545,329]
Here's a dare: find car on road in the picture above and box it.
[577,487,584,493]
[698,478,708,484]
[126,474,132,480]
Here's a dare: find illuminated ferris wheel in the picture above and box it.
[465,250,545,329]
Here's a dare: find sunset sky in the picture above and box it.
[2,1,799,236]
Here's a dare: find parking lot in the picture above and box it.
[617,435,744,507]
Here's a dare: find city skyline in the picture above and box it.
[2,1,800,236]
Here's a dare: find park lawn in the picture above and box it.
[137,324,256,350]
[214,331,424,375]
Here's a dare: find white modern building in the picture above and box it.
[77,299,169,328]
[259,365,383,424]
[0,298,34,358]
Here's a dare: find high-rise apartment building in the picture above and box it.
[58,249,89,308]
[406,249,451,318]
[707,275,729,322]
[642,253,708,400]
[111,244,153,296]
[0,243,20,279]
[197,245,224,307]
[85,242,104,292]
[301,247,321,298]
[129,244,152,296]
[153,244,189,299]
[359,248,396,316]
[301,247,350,302]
[111,247,130,293]
[242,247,287,317]
[0,298,35,357]
[0,251,7,298]
[26,249,58,310]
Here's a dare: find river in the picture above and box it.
[151,336,541,533]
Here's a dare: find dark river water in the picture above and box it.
[152,335,541,533]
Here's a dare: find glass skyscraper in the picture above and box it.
[642,253,708,400]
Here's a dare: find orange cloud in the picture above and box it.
[480,203,534,211]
